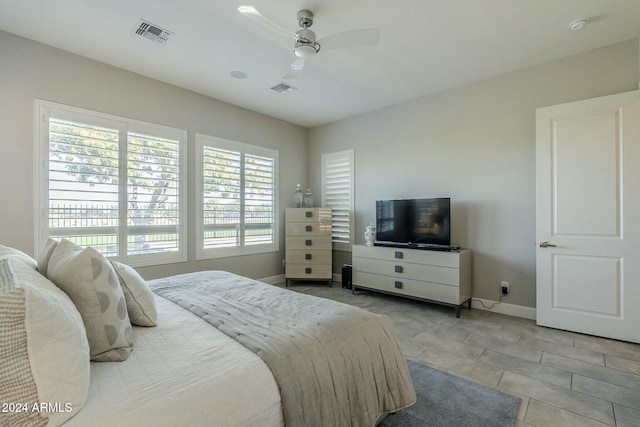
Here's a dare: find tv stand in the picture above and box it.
[351,244,472,317]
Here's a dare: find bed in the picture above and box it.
[1,242,416,427]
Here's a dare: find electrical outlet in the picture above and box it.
[501,281,510,295]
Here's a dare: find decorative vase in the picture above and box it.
[303,189,314,208]
[294,184,303,208]
[364,223,376,246]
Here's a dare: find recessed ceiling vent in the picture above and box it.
[271,82,297,94]
[134,19,172,44]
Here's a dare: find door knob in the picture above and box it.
[539,241,557,248]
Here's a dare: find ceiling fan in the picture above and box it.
[238,5,381,79]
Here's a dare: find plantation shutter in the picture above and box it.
[202,146,242,249]
[197,134,279,258]
[48,118,120,257]
[126,132,181,255]
[244,153,275,246]
[38,101,187,266]
[322,150,354,246]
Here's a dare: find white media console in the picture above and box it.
[351,244,472,317]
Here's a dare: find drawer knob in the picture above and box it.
[305,253,312,260]
[395,265,403,273]
[395,251,403,259]
[305,225,312,232]
[305,211,313,218]
[305,239,312,246]
[394,281,403,289]
[305,267,312,274]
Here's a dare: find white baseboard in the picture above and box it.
[471,297,536,320]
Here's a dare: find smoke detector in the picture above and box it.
[134,19,172,44]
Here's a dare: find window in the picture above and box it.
[321,149,354,250]
[196,134,278,259]
[36,101,187,266]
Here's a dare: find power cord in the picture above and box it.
[472,295,505,310]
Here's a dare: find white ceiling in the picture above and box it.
[1,0,639,128]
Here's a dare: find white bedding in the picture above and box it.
[63,295,283,427]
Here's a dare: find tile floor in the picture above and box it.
[286,283,640,427]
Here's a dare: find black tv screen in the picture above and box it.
[375,198,451,247]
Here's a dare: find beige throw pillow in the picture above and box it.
[110,260,158,327]
[47,239,133,362]
[0,251,90,427]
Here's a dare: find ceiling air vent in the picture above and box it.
[270,82,297,94]
[134,19,172,44]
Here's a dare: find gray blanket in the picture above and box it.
[150,271,416,427]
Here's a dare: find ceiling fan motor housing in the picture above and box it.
[294,28,320,57]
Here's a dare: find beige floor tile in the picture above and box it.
[464,333,543,363]
[575,335,640,362]
[524,399,611,427]
[613,404,640,427]
[415,347,504,387]
[498,371,614,425]
[479,350,571,388]
[412,331,485,359]
[606,355,640,376]
[572,374,640,411]
[542,352,640,392]
[518,335,605,366]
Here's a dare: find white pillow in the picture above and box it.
[0,254,90,427]
[110,260,158,327]
[36,238,58,277]
[47,239,133,362]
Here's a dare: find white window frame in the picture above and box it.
[321,149,354,251]
[195,133,279,259]
[34,100,187,267]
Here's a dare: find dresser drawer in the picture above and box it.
[286,236,331,250]
[286,222,331,236]
[353,245,461,268]
[286,208,332,223]
[353,271,460,305]
[286,250,332,265]
[286,264,332,279]
[353,257,459,286]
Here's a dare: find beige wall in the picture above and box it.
[0,30,308,280]
[308,38,640,308]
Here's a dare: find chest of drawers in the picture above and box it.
[352,244,472,317]
[285,208,332,286]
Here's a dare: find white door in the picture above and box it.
[536,90,640,344]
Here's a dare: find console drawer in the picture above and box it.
[353,271,460,305]
[353,257,459,286]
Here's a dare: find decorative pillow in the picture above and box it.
[110,260,158,327]
[36,238,58,276]
[47,239,133,362]
[0,252,90,427]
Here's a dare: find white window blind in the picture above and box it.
[322,149,354,249]
[126,132,182,256]
[48,118,120,256]
[37,101,187,266]
[197,134,278,258]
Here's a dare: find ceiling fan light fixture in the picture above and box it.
[294,44,318,58]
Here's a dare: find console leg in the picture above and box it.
[455,305,461,318]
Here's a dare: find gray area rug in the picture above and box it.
[379,360,520,427]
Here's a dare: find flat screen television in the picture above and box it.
[375,198,451,248]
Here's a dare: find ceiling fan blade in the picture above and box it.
[237,5,294,38]
[283,57,305,79]
[318,28,381,52]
